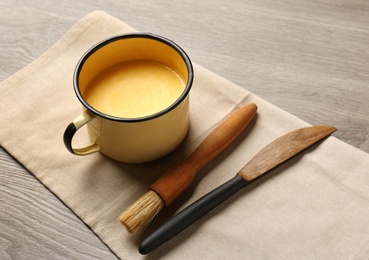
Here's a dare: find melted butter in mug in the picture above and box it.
[83,60,185,118]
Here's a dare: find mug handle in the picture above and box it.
[63,110,100,155]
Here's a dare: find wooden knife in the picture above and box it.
[139,126,337,254]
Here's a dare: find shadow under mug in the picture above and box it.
[63,33,193,163]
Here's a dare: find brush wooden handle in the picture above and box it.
[150,103,257,206]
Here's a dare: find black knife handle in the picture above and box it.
[139,175,249,255]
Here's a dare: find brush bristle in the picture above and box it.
[119,190,165,233]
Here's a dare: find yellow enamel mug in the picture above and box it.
[63,33,193,163]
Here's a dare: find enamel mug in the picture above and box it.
[63,33,193,163]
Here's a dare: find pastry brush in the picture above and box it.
[118,103,257,233]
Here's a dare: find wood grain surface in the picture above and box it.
[1,0,368,259]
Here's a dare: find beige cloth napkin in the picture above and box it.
[1,11,369,259]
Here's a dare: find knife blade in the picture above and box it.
[139,126,337,254]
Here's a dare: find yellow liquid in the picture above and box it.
[83,60,185,118]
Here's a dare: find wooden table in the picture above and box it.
[1,0,368,258]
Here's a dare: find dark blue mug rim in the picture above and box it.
[73,33,194,122]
